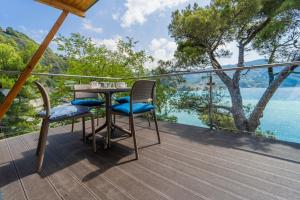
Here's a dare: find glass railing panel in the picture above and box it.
[0,73,91,139]
[1,63,300,145]
[0,74,40,138]
[156,73,210,128]
[211,65,300,143]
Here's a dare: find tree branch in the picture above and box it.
[232,42,244,86]
[208,52,233,87]
[242,17,272,46]
[233,18,272,88]
[248,56,300,131]
[213,105,232,112]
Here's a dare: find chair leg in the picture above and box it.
[36,119,46,156]
[130,115,139,160]
[36,120,49,172]
[71,117,75,133]
[128,117,131,132]
[82,117,86,143]
[97,108,99,126]
[112,114,116,132]
[147,113,151,128]
[91,115,96,153]
[153,110,161,144]
[107,113,112,148]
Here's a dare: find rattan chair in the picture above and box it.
[71,84,104,132]
[110,80,160,159]
[114,95,152,127]
[34,81,96,172]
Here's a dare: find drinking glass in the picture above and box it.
[101,82,109,88]
[98,82,105,88]
[116,82,127,88]
[108,82,116,88]
[90,81,99,88]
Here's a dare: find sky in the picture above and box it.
[0,0,263,68]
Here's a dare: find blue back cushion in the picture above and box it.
[111,103,154,114]
[71,99,104,107]
[115,96,130,104]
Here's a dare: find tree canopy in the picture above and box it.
[169,0,299,68]
[169,0,300,132]
[55,33,152,79]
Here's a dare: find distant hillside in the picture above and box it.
[0,27,66,73]
[184,59,300,88]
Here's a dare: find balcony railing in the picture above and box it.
[1,61,300,143]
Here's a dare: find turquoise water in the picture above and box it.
[170,87,300,144]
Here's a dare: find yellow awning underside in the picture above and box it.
[36,0,99,17]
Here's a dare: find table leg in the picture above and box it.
[112,123,132,136]
[104,92,112,149]
[85,92,112,149]
[85,120,107,139]
[95,121,107,133]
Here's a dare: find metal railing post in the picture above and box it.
[208,72,213,130]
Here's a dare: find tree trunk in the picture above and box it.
[268,67,275,84]
[229,43,249,131]
[267,49,276,84]
[248,56,300,132]
[209,50,249,131]
[228,84,249,131]
[237,43,244,67]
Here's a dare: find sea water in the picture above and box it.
[170,87,300,144]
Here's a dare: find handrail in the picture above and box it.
[1,60,300,139]
[0,71,122,80]
[1,61,300,80]
[124,61,300,80]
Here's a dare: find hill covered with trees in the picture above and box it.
[0,27,67,137]
[184,59,300,89]
[0,27,66,73]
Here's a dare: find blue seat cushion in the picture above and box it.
[111,103,155,114]
[115,96,130,104]
[39,105,91,121]
[71,99,104,107]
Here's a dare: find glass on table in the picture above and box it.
[97,82,105,88]
[98,82,108,88]
[97,82,119,88]
[90,81,99,88]
[99,82,114,88]
[116,82,127,88]
[108,82,116,88]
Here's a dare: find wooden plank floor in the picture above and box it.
[1,117,300,200]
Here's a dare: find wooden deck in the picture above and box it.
[1,117,300,200]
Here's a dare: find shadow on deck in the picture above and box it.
[1,117,300,200]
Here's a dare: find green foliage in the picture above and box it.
[0,94,39,137]
[0,29,158,138]
[169,0,299,66]
[0,27,66,72]
[0,43,23,70]
[169,1,235,67]
[174,84,236,129]
[252,9,300,63]
[0,27,66,137]
[0,46,35,137]
[51,33,153,105]
[255,128,276,139]
[151,61,184,122]
[168,0,300,135]
[55,33,151,78]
